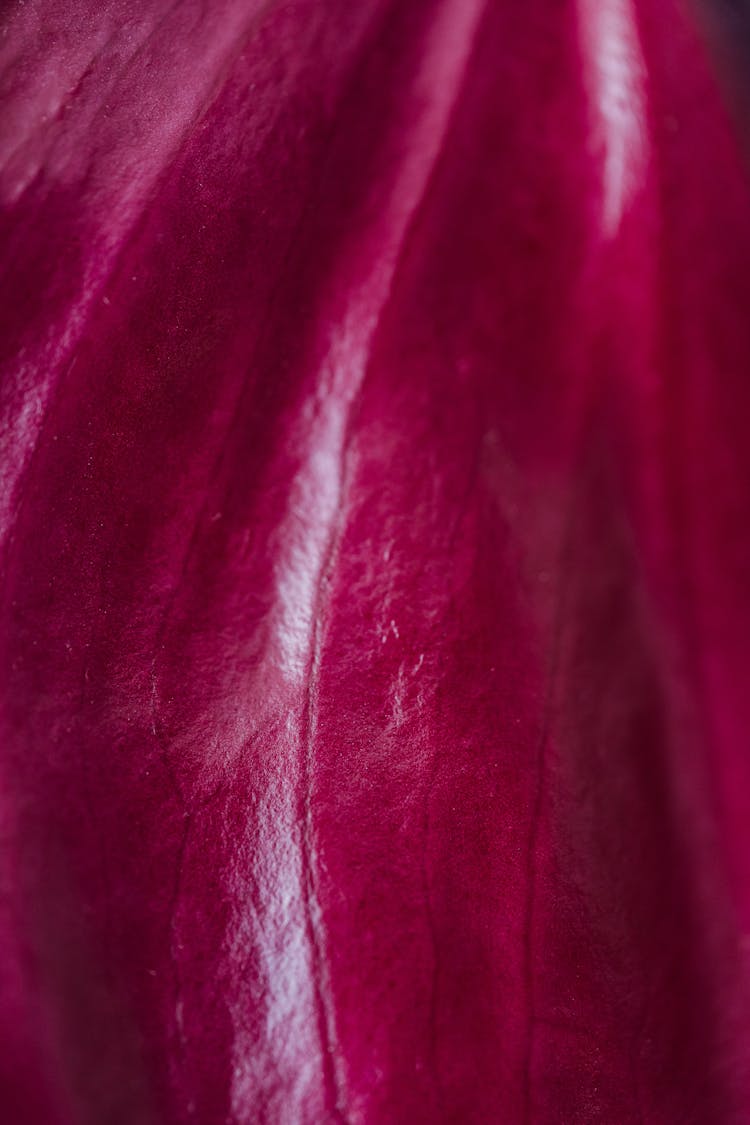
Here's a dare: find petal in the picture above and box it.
[2,1,750,1122]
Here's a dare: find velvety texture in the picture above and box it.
[2,0,750,1121]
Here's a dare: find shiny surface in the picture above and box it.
[2,0,750,1120]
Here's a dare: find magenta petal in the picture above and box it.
[3,0,750,1121]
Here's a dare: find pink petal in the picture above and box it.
[2,0,750,1120]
